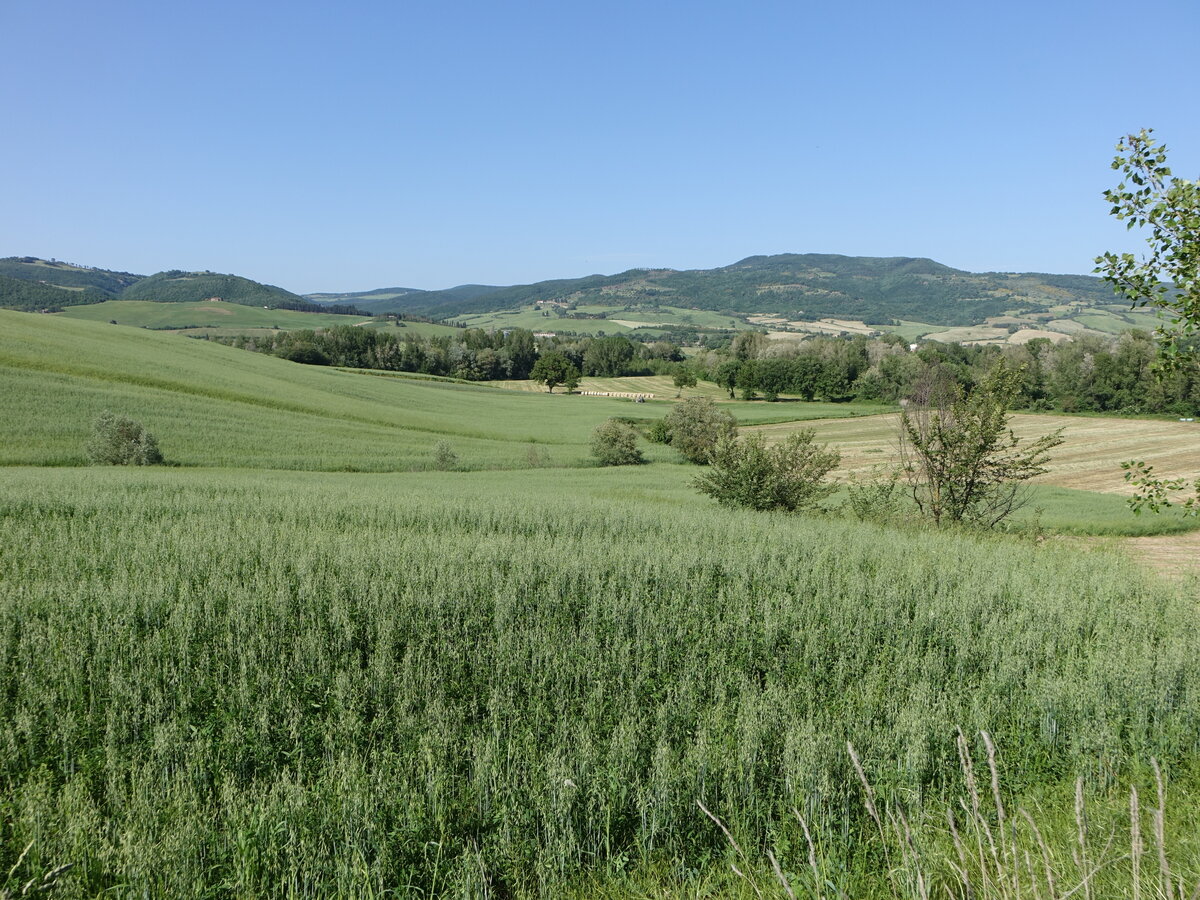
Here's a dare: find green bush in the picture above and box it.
[432,440,459,470]
[85,411,164,466]
[590,418,644,466]
[695,429,839,511]
[646,418,671,444]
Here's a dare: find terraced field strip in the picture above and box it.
[753,412,1200,494]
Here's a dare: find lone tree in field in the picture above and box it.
[86,411,164,466]
[672,368,697,397]
[695,429,840,512]
[530,351,580,393]
[659,398,737,464]
[1096,129,1200,515]
[897,364,1063,528]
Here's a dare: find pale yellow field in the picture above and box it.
[490,375,732,400]
[751,413,1200,495]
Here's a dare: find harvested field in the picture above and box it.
[1108,530,1200,579]
[752,412,1200,494]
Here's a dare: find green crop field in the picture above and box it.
[2,310,1199,897]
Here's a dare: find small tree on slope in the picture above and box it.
[897,364,1063,528]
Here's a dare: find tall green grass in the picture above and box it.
[1,466,1197,896]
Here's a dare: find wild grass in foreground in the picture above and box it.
[1,467,1198,896]
[684,733,1200,899]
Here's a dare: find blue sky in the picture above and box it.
[3,0,1197,292]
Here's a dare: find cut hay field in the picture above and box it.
[754,411,1200,495]
[489,375,895,422]
[491,373,731,399]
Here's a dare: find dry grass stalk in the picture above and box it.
[697,800,764,899]
[1075,777,1092,900]
[765,848,797,900]
[1020,807,1058,900]
[1152,758,1172,899]
[792,808,826,900]
[1131,785,1142,900]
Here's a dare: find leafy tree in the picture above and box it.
[583,335,636,377]
[897,364,1064,527]
[672,368,697,397]
[1095,129,1199,364]
[695,430,840,511]
[590,419,643,466]
[660,398,737,464]
[86,411,164,466]
[715,360,741,399]
[1096,129,1200,515]
[530,352,580,393]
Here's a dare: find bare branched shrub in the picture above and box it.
[897,363,1063,528]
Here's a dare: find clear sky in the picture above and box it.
[3,0,1197,292]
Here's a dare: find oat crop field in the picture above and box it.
[3,311,1200,897]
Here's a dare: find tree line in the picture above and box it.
[209,327,688,382]
[207,318,1200,416]
[701,330,1200,416]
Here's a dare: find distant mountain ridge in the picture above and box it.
[322,254,1120,328]
[3,253,1127,332]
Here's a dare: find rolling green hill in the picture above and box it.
[0,310,684,470]
[120,269,325,309]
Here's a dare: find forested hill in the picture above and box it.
[0,273,111,311]
[343,254,1120,327]
[0,258,367,314]
[0,257,143,298]
[120,271,326,309]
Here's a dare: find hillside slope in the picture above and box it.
[0,311,667,470]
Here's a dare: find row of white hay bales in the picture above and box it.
[577,391,654,400]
